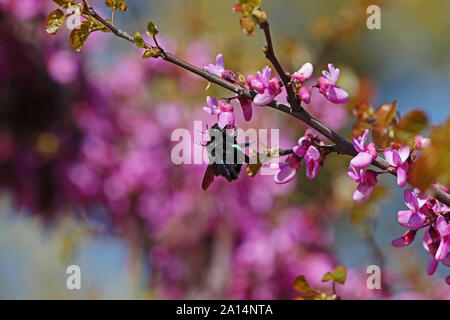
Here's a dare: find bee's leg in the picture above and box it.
[227,165,239,181]
[216,164,229,179]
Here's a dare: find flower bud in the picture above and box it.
[298,87,311,104]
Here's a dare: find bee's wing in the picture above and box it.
[202,164,216,190]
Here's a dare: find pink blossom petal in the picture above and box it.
[202,106,214,115]
[347,166,362,182]
[443,252,450,267]
[250,79,265,93]
[436,215,449,236]
[274,163,297,184]
[306,161,319,180]
[215,54,225,69]
[366,143,378,159]
[325,85,349,104]
[298,87,311,104]
[436,239,450,261]
[218,112,234,129]
[361,129,370,146]
[423,229,432,252]
[352,137,364,153]
[427,254,439,275]
[392,150,403,167]
[409,211,426,230]
[398,145,410,163]
[352,182,375,202]
[350,151,373,169]
[306,145,320,160]
[392,230,416,247]
[253,93,274,106]
[397,210,413,227]
[205,64,222,76]
[392,237,408,247]
[328,64,340,84]
[206,96,218,111]
[301,62,314,77]
[322,64,340,85]
[260,66,272,83]
[415,190,429,208]
[293,139,310,157]
[397,165,408,188]
[241,103,252,121]
[384,148,395,166]
[404,189,419,211]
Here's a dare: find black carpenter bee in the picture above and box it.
[202,123,250,190]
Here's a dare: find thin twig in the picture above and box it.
[259,21,300,112]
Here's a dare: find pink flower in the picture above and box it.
[392,229,417,247]
[414,135,430,151]
[298,87,311,104]
[291,62,313,84]
[350,129,377,169]
[435,215,450,261]
[347,166,378,202]
[271,154,302,184]
[422,226,450,275]
[204,53,225,77]
[272,131,323,183]
[384,146,410,187]
[247,66,282,106]
[304,145,321,180]
[292,136,311,157]
[293,134,322,180]
[204,54,237,82]
[397,189,429,230]
[202,96,235,129]
[317,64,349,104]
[432,201,450,216]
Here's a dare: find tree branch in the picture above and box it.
[84,7,450,207]
[259,21,300,112]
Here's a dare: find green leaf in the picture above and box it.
[105,0,127,11]
[69,21,91,52]
[395,110,428,144]
[321,266,347,284]
[142,48,160,59]
[410,119,450,190]
[293,275,312,294]
[240,0,262,7]
[321,272,334,282]
[375,101,397,129]
[52,0,72,8]
[352,119,372,138]
[251,7,267,23]
[133,32,145,48]
[332,266,347,284]
[146,21,159,37]
[46,9,66,35]
[116,0,127,10]
[353,101,374,120]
